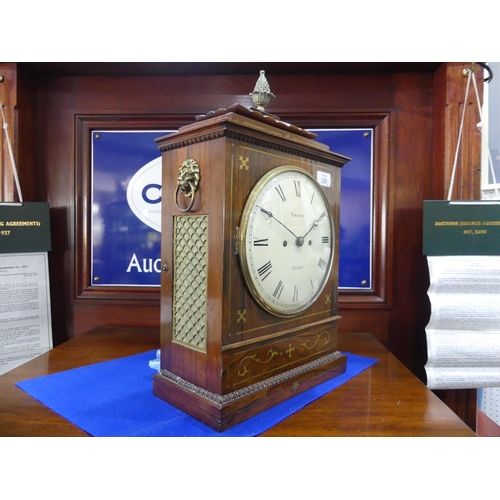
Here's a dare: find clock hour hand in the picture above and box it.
[257,206,299,242]
[258,206,273,218]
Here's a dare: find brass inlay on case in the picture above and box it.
[301,331,331,350]
[236,309,247,323]
[235,329,333,380]
[173,215,208,352]
[238,348,279,377]
[238,155,250,170]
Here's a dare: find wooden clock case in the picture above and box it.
[153,104,350,431]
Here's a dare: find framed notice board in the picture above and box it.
[91,128,373,289]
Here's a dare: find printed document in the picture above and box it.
[0,252,52,376]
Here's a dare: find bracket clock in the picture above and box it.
[153,73,351,431]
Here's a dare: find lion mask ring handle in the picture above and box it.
[175,159,200,213]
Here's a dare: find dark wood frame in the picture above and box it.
[74,113,390,310]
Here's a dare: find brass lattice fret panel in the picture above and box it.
[172,215,208,352]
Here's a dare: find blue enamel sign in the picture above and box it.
[312,129,373,289]
[92,131,172,286]
[91,129,373,289]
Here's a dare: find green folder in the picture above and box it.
[0,202,51,254]
[423,200,500,256]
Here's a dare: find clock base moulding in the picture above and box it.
[153,350,346,432]
[154,309,346,432]
[154,314,347,431]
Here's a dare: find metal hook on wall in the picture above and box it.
[463,63,493,83]
[476,62,493,83]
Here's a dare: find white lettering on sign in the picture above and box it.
[126,157,162,232]
[126,253,162,273]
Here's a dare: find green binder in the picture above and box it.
[423,200,500,256]
[0,202,51,254]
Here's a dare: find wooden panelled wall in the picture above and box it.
[0,62,482,429]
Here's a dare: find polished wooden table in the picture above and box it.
[0,326,476,436]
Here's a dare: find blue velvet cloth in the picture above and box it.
[16,350,377,437]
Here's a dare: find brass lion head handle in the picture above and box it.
[175,159,200,212]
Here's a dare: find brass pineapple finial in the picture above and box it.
[249,70,276,113]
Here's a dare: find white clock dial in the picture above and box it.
[239,166,335,317]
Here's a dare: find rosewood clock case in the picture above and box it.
[153,104,350,431]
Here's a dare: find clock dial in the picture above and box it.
[239,166,335,317]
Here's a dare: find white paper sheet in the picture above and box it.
[0,252,52,376]
[425,256,500,389]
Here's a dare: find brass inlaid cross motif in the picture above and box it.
[236,309,247,323]
[239,155,250,170]
[285,343,295,358]
[325,294,331,305]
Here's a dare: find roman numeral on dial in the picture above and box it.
[273,280,284,299]
[275,184,286,202]
[294,180,301,198]
[253,238,269,246]
[322,236,329,244]
[318,257,326,270]
[257,261,273,281]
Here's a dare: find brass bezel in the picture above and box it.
[238,165,335,317]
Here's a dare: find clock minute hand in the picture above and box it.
[257,206,299,240]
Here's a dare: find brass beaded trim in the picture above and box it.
[159,351,344,407]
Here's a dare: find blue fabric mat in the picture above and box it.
[16,350,377,437]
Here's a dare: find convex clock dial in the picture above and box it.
[239,166,335,317]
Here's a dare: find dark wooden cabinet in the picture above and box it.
[0,62,482,429]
